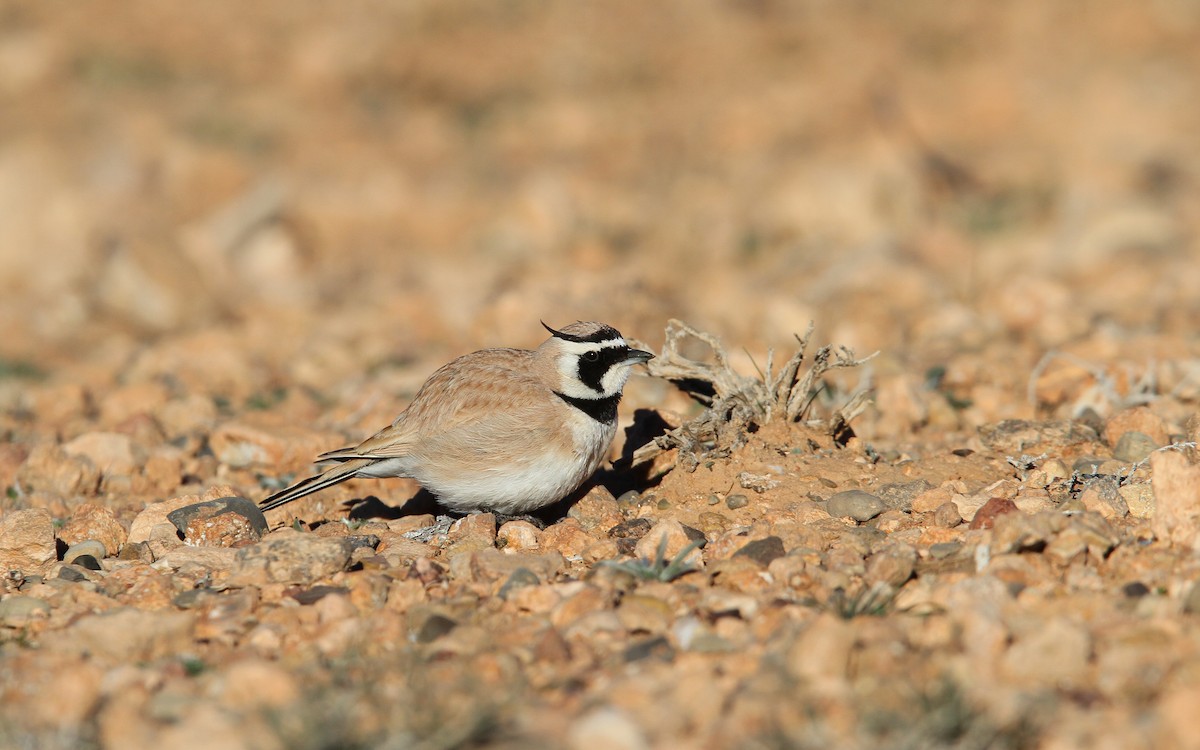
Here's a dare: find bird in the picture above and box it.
[259,321,654,517]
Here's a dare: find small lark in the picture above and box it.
[260,321,653,516]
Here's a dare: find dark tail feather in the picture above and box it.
[259,459,370,513]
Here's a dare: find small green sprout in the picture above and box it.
[603,535,704,582]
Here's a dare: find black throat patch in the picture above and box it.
[555,392,620,423]
[576,345,631,393]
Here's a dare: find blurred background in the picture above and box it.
[2,0,1198,439]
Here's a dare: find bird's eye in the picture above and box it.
[583,350,600,362]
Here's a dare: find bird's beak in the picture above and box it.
[624,349,654,365]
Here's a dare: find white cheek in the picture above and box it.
[601,364,631,395]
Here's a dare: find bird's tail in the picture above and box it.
[259,458,372,513]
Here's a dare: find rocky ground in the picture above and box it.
[3,1,1200,748]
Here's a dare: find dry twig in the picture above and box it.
[629,319,876,470]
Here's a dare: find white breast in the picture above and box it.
[417,414,617,515]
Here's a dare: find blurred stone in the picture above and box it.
[0,508,55,573]
[98,381,170,427]
[448,549,564,585]
[912,485,954,513]
[447,512,496,553]
[541,518,594,559]
[497,520,541,552]
[1119,483,1155,519]
[568,707,648,750]
[568,485,622,534]
[826,490,884,522]
[1151,450,1200,550]
[1113,431,1159,463]
[968,497,1019,530]
[866,544,917,587]
[1002,617,1090,688]
[15,443,100,496]
[167,497,268,547]
[49,607,194,662]
[1078,478,1129,519]
[634,519,702,567]
[158,394,219,438]
[876,480,933,512]
[142,453,183,493]
[787,612,854,686]
[129,485,239,544]
[155,545,240,574]
[991,510,1117,562]
[978,419,1097,454]
[724,493,749,510]
[62,431,137,477]
[63,539,107,565]
[616,593,673,634]
[699,588,759,619]
[733,536,785,567]
[209,421,286,469]
[0,594,51,626]
[217,659,300,711]
[551,585,609,630]
[1103,406,1170,448]
[1012,488,1054,514]
[58,502,127,556]
[608,517,651,541]
[226,530,352,586]
[933,501,962,528]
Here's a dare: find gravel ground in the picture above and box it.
[3,2,1200,748]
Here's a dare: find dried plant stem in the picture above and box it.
[629,319,876,470]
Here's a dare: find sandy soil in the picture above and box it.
[3,1,1200,747]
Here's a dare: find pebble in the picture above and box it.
[568,707,649,750]
[0,508,56,574]
[61,431,137,477]
[929,542,962,559]
[733,536,786,567]
[568,485,622,534]
[540,518,593,558]
[226,531,353,586]
[826,490,885,522]
[1001,617,1090,688]
[933,502,962,528]
[1183,582,1200,615]
[14,444,100,497]
[876,480,933,512]
[866,544,917,587]
[615,490,642,511]
[608,518,652,540]
[447,512,497,553]
[129,486,239,544]
[967,497,1019,530]
[497,567,542,600]
[634,520,703,567]
[167,497,269,546]
[725,494,749,510]
[73,555,102,571]
[1150,450,1200,549]
[0,594,51,625]
[1119,483,1155,519]
[497,521,541,552]
[58,504,127,558]
[1113,431,1158,463]
[63,539,107,566]
[1103,406,1170,447]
